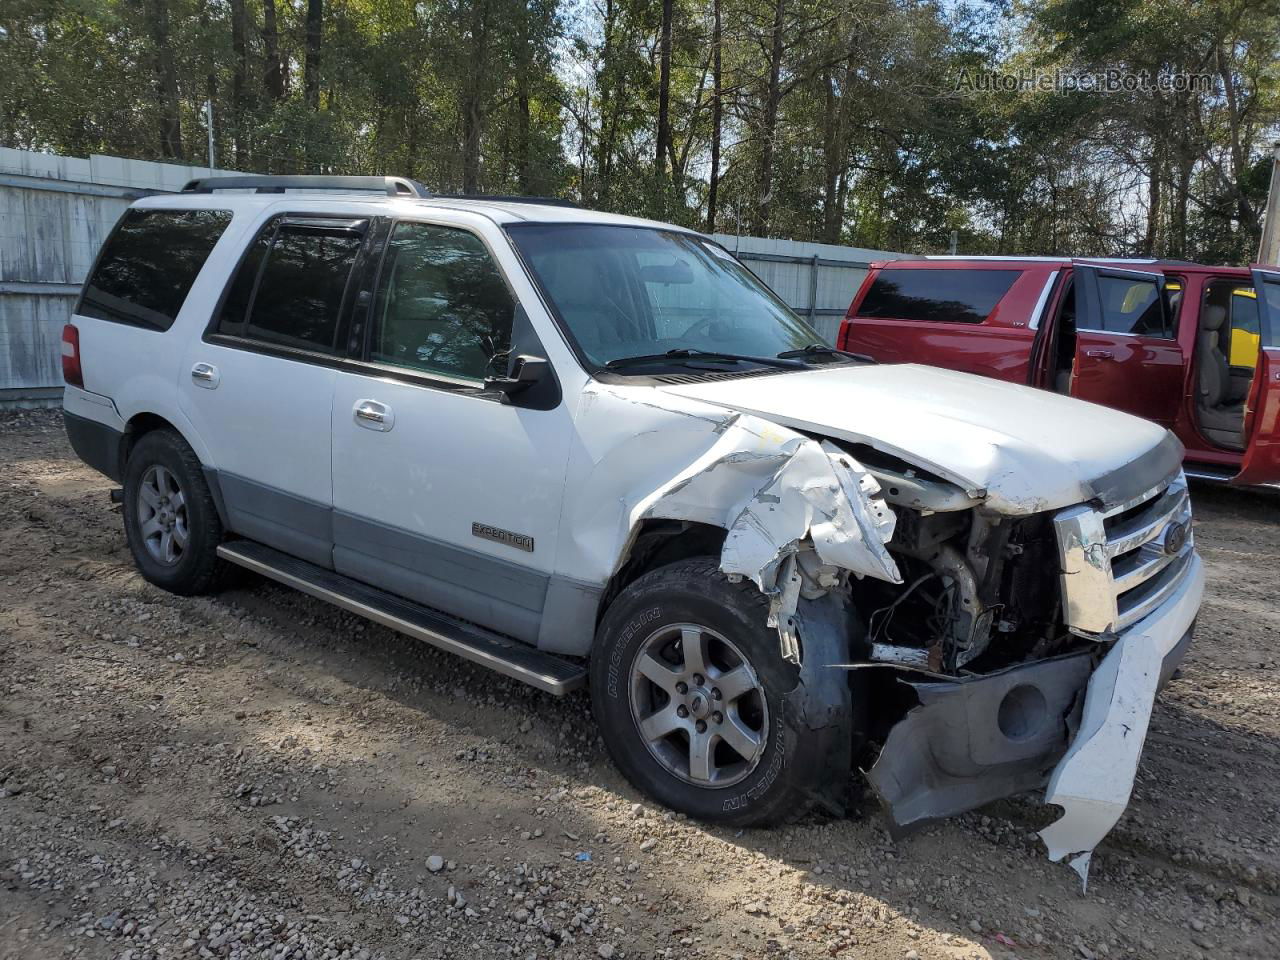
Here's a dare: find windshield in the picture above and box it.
[505,223,822,368]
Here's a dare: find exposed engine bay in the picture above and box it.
[757,437,1200,888]
[827,441,1086,676]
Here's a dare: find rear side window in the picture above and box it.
[1260,277,1280,347]
[214,216,364,354]
[79,209,232,330]
[1087,274,1170,338]
[857,268,1021,325]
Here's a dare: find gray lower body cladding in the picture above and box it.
[64,410,124,482]
[866,626,1193,834]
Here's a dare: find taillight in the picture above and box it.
[61,323,84,388]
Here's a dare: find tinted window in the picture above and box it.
[370,222,514,381]
[216,218,362,353]
[1262,279,1280,347]
[79,208,232,330]
[1231,290,1259,336]
[1086,274,1169,338]
[857,268,1020,325]
[214,226,274,338]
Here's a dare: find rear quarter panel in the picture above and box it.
[68,204,258,469]
[839,262,1055,384]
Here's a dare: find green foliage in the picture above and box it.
[1,0,1277,257]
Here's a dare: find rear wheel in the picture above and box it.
[122,430,228,595]
[590,557,853,826]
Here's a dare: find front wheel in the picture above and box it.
[590,557,853,827]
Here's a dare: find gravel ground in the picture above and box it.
[1,408,1278,960]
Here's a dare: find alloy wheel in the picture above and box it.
[137,464,189,566]
[629,623,769,787]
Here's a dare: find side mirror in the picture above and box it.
[485,354,550,397]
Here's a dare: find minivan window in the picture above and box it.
[79,208,232,331]
[369,222,514,381]
[857,268,1020,325]
[1086,274,1169,338]
[216,217,362,354]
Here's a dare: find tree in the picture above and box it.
[655,0,674,177]
[706,0,723,231]
[145,0,184,159]
[305,0,323,111]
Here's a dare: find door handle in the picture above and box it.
[191,362,220,388]
[1084,349,1115,360]
[354,399,394,432]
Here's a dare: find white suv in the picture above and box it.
[62,175,1203,881]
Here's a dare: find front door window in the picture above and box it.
[370,222,514,382]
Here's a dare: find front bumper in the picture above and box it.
[867,553,1204,882]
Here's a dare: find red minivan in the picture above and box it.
[838,257,1280,485]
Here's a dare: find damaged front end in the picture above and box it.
[850,463,1202,886]
[678,430,1201,887]
[583,383,1201,885]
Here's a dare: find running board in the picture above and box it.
[216,540,587,696]
[1183,464,1235,483]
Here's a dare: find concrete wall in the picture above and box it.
[0,148,242,406]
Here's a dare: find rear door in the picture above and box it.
[840,264,1035,382]
[1234,267,1280,485]
[1071,263,1184,426]
[180,213,368,566]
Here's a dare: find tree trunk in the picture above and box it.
[596,0,617,204]
[752,0,785,234]
[820,69,840,243]
[230,0,249,166]
[706,0,723,232]
[460,0,491,193]
[145,0,184,160]
[516,4,532,193]
[305,0,323,110]
[655,0,673,179]
[1215,45,1261,238]
[1172,156,1192,259]
[262,0,288,101]
[1142,148,1161,256]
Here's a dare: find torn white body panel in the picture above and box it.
[636,430,901,659]
[1039,554,1205,885]
[668,436,900,589]
[561,383,900,587]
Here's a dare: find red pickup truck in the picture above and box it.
[838,258,1280,485]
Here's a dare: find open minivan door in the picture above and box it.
[1070,262,1184,427]
[1234,266,1280,485]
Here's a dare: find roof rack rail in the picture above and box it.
[181,175,431,198]
[436,193,578,208]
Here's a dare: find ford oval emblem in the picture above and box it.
[1163,520,1188,556]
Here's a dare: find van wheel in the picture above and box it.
[590,557,853,827]
[122,430,227,595]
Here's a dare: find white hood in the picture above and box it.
[657,363,1179,515]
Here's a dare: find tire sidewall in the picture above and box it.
[591,563,810,825]
[122,432,218,591]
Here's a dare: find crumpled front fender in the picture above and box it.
[563,384,901,655]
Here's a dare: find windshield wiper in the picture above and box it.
[777,343,878,364]
[606,348,806,370]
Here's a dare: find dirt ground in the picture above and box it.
[1,408,1277,960]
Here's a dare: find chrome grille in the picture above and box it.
[1054,471,1195,634]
